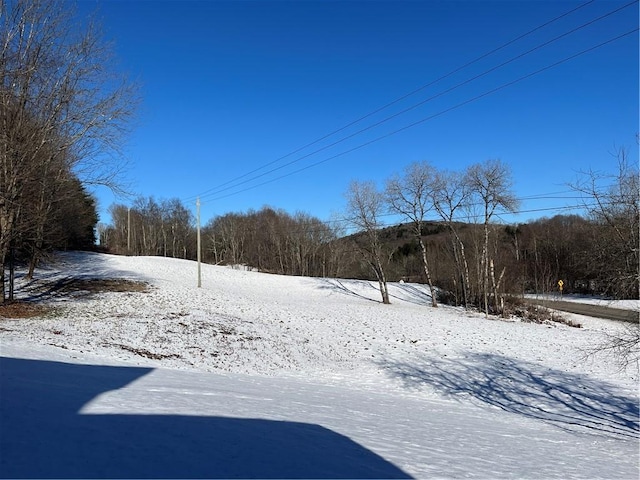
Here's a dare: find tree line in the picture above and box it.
[102,198,195,259]
[100,149,638,314]
[102,202,349,279]
[0,0,136,302]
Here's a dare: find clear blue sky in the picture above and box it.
[76,0,638,227]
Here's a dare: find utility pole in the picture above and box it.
[127,207,131,255]
[196,197,202,288]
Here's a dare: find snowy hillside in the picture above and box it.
[1,252,638,478]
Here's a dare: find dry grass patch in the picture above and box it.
[0,302,52,319]
[55,278,150,294]
[1,278,149,320]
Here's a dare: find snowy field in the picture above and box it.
[1,251,638,479]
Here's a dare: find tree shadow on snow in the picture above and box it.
[379,352,639,440]
[0,357,411,479]
[318,279,433,306]
[318,279,380,303]
[387,283,434,306]
[16,252,149,303]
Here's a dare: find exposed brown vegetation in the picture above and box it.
[0,278,149,319]
[0,301,52,319]
[106,343,181,360]
[504,296,581,328]
[52,278,150,294]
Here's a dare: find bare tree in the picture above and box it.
[320,213,350,278]
[23,142,70,279]
[583,323,640,372]
[25,172,98,278]
[432,169,472,307]
[104,204,129,254]
[570,147,639,299]
[571,146,639,370]
[210,213,247,266]
[163,198,193,259]
[200,206,338,277]
[464,159,519,315]
[386,161,438,307]
[345,180,391,304]
[0,0,137,302]
[133,197,163,255]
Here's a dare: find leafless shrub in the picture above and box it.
[504,296,581,328]
[583,323,640,371]
[436,289,457,306]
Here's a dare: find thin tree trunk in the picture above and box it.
[460,241,471,308]
[496,265,507,318]
[483,221,490,317]
[418,236,438,307]
[0,198,18,304]
[8,243,15,302]
[27,246,39,279]
[172,225,177,258]
[0,257,5,304]
[448,224,470,308]
[374,260,391,304]
[162,227,167,257]
[490,258,499,315]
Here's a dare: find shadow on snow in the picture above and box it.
[319,279,433,306]
[379,352,639,440]
[0,356,411,479]
[14,251,148,303]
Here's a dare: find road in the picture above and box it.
[526,298,639,323]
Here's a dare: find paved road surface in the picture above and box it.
[526,299,639,323]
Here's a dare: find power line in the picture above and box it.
[200,202,616,240]
[192,2,637,203]
[183,0,602,203]
[199,184,626,237]
[198,27,638,204]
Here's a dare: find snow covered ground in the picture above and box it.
[1,252,638,478]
